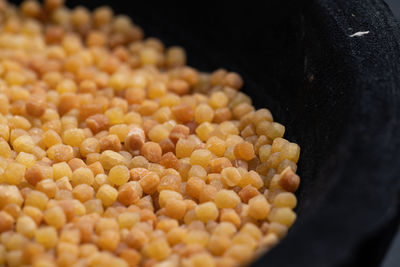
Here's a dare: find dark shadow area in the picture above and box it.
[386,0,400,19]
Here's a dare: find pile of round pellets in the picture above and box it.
[0,0,301,266]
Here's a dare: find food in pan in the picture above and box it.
[0,0,301,266]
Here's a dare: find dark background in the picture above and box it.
[381,2,400,267]
[386,0,400,19]
[381,3,399,267]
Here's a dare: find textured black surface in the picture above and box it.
[253,1,400,267]
[386,0,400,19]
[380,2,400,266]
[9,0,400,266]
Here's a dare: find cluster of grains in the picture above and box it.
[0,0,301,266]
